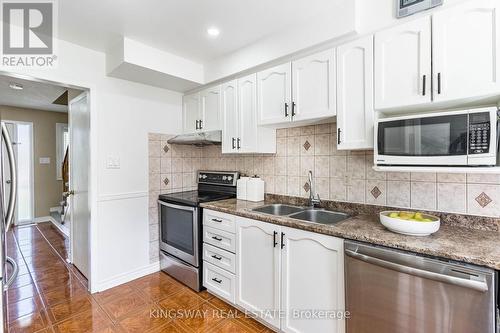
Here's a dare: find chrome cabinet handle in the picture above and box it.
[345,249,488,292]
[232,138,236,149]
[237,138,241,150]
[273,231,278,248]
[337,128,341,145]
[211,218,222,223]
[4,257,18,291]
[280,232,285,249]
[212,236,222,241]
[2,123,17,232]
[199,119,203,129]
[211,255,222,261]
[284,102,289,117]
[212,277,222,284]
[291,102,296,117]
[195,120,199,130]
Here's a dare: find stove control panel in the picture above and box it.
[198,171,239,186]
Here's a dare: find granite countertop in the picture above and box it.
[201,198,500,270]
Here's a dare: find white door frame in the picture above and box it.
[2,120,34,225]
[0,70,96,292]
[68,91,90,275]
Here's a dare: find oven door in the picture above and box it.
[158,200,199,267]
[376,112,469,166]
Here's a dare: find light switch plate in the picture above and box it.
[39,157,50,164]
[107,156,120,169]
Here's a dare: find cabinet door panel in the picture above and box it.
[257,63,292,126]
[374,17,432,110]
[183,93,200,134]
[281,227,345,333]
[238,74,258,153]
[292,49,336,121]
[236,217,281,329]
[336,35,374,150]
[433,0,500,102]
[221,81,238,154]
[200,86,221,131]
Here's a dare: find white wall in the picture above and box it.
[204,0,357,83]
[0,38,183,292]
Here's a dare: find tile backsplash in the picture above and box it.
[148,123,500,245]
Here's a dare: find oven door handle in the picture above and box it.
[158,200,197,212]
[345,249,488,292]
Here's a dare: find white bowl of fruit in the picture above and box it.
[379,211,440,236]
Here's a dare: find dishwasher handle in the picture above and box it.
[345,249,488,292]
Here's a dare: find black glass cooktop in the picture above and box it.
[159,190,235,206]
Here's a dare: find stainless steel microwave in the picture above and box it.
[375,107,499,166]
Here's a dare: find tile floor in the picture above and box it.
[6,223,272,332]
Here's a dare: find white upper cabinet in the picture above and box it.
[236,217,281,329]
[183,92,200,134]
[281,227,345,333]
[221,80,238,154]
[374,17,432,110]
[238,74,259,153]
[257,63,292,126]
[336,35,374,150]
[292,49,336,121]
[200,86,222,132]
[433,0,500,103]
[222,75,276,154]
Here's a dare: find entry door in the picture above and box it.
[69,92,90,279]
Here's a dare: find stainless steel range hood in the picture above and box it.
[167,130,222,146]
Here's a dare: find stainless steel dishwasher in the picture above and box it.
[345,241,498,333]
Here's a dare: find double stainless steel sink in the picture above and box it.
[251,204,349,225]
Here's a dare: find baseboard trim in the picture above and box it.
[33,216,52,223]
[94,261,160,293]
[50,206,62,213]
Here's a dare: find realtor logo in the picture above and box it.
[1,0,57,67]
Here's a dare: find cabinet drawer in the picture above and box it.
[203,262,235,303]
[203,243,236,274]
[203,209,236,233]
[203,226,236,253]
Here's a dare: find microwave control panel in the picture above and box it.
[469,112,490,154]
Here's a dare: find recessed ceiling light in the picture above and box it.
[9,82,23,90]
[207,27,220,38]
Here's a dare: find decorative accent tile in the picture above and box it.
[366,180,386,205]
[467,184,500,216]
[163,177,170,186]
[475,192,492,208]
[163,145,169,153]
[303,182,310,193]
[370,186,381,199]
[303,140,311,151]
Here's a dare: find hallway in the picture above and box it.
[5,223,272,332]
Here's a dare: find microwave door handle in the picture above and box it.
[345,250,488,292]
[2,123,17,232]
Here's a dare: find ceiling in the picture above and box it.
[58,0,340,63]
[0,75,82,112]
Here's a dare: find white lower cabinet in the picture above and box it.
[235,217,281,329]
[280,226,345,333]
[235,216,345,332]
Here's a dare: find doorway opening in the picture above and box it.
[0,73,92,289]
